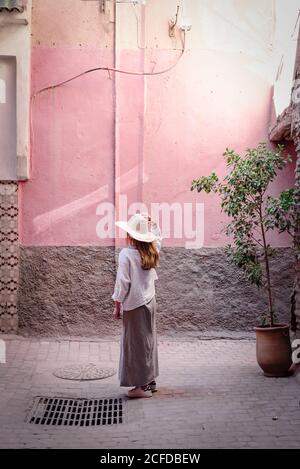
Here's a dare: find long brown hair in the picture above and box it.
[127,234,159,270]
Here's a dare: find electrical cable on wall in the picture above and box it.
[31,31,186,100]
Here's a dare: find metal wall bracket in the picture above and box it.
[80,0,107,13]
[100,0,106,13]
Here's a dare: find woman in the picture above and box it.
[112,213,162,398]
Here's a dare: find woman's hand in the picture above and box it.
[113,302,121,320]
[113,308,121,320]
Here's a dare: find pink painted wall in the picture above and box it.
[21,47,115,245]
[20,0,295,247]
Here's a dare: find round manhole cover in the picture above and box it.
[53,363,116,381]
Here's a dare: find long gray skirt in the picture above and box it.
[119,295,159,387]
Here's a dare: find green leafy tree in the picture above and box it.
[191,143,294,327]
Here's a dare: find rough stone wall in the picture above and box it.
[18,246,294,337]
[18,247,116,337]
[156,248,294,334]
[291,32,300,338]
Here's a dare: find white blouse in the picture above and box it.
[112,225,162,311]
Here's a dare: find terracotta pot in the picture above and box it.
[255,323,293,377]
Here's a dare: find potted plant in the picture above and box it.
[191,142,295,377]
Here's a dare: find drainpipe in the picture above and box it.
[113,0,122,270]
[112,1,146,260]
[113,0,118,254]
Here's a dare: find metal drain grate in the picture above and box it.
[27,397,124,426]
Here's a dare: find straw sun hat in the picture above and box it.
[115,213,157,243]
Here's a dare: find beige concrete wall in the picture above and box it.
[31,0,113,48]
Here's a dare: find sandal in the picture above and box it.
[128,385,152,399]
[148,380,157,392]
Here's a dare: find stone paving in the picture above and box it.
[0,334,300,449]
